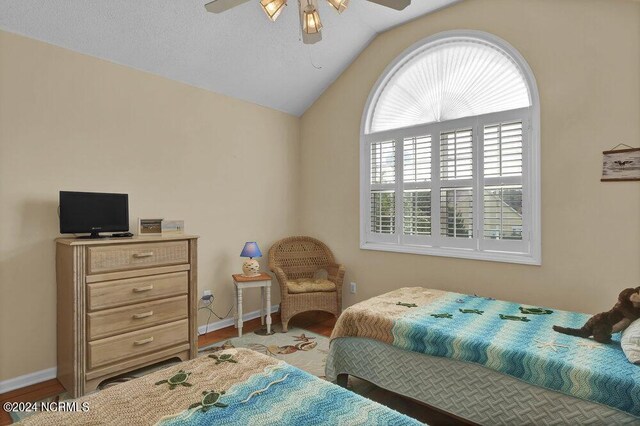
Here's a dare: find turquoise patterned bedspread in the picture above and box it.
[20,348,421,426]
[391,292,640,417]
[159,363,422,426]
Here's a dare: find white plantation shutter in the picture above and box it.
[403,136,432,237]
[369,141,396,240]
[371,191,395,234]
[370,141,395,184]
[483,185,523,240]
[440,129,473,180]
[366,117,531,253]
[439,129,474,245]
[362,32,539,264]
[482,121,524,243]
[484,122,523,178]
[403,136,431,183]
[403,190,431,236]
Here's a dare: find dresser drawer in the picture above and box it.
[87,295,188,340]
[87,241,189,274]
[87,272,188,311]
[88,319,188,370]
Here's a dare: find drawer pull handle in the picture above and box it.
[134,337,154,346]
[133,252,154,258]
[132,285,154,293]
[133,311,154,319]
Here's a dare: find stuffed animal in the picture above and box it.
[553,287,640,343]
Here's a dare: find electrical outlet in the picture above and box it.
[202,290,213,301]
[350,282,357,294]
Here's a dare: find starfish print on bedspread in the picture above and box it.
[534,339,569,352]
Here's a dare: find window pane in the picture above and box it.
[370,141,395,184]
[403,190,431,236]
[404,136,431,183]
[371,190,395,234]
[484,185,523,240]
[484,121,523,177]
[440,188,473,238]
[441,129,473,180]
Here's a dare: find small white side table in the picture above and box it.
[232,273,273,337]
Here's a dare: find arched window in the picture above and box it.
[360,30,540,264]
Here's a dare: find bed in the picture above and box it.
[326,288,640,425]
[19,348,421,426]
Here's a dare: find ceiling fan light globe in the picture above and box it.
[303,4,323,34]
[260,0,287,21]
[327,0,349,13]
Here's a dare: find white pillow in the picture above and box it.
[621,318,640,364]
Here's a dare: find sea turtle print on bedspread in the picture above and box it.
[331,287,640,418]
[18,348,422,426]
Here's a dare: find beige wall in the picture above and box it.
[300,0,640,313]
[0,30,300,381]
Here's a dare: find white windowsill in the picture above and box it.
[360,241,541,266]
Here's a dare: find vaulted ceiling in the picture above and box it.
[0,0,459,115]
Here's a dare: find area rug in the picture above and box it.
[10,328,328,423]
[199,327,330,378]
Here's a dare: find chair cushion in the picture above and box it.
[286,278,336,294]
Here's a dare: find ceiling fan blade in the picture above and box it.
[365,0,411,11]
[204,0,251,13]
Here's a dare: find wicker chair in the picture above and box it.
[269,236,345,332]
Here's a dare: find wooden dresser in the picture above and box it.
[55,235,198,397]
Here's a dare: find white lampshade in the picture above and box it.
[327,0,349,13]
[303,4,322,34]
[260,0,287,21]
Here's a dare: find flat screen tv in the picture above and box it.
[59,191,129,238]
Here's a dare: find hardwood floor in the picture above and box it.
[1,311,467,426]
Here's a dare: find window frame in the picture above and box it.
[359,30,541,265]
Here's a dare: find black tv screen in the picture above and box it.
[59,191,129,237]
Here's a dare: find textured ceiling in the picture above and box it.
[0,0,459,115]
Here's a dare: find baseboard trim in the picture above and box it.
[198,304,280,336]
[1,305,280,395]
[0,367,58,394]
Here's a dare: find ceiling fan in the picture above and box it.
[204,0,411,44]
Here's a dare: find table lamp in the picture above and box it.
[240,242,262,277]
